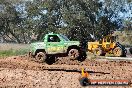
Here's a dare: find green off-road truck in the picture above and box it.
[29,33,86,63]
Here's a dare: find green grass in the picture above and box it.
[0,48,29,57]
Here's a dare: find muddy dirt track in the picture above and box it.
[0,56,132,88]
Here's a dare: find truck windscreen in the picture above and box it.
[59,34,70,41]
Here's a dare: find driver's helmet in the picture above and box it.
[50,36,54,41]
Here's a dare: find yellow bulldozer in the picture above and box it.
[88,34,127,57]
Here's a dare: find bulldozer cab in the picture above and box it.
[103,35,116,43]
[99,35,116,50]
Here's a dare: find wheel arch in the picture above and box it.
[35,49,46,56]
[66,45,80,54]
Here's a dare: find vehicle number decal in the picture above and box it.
[48,46,63,52]
[56,47,63,51]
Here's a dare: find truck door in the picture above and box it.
[46,35,64,54]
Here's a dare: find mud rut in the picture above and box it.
[0,55,132,88]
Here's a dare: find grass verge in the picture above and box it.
[0,48,29,58]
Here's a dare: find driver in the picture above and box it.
[49,36,54,42]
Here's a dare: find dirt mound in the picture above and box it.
[0,56,132,88]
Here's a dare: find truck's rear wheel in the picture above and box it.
[68,49,79,60]
[113,47,123,57]
[35,52,47,63]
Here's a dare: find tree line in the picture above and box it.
[0,0,131,44]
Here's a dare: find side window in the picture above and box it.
[48,35,60,42]
[107,37,110,42]
[111,36,116,43]
[104,38,106,42]
[99,39,102,44]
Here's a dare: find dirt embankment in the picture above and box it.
[0,56,132,88]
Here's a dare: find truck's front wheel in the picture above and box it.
[68,49,79,60]
[35,52,47,63]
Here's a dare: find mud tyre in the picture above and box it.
[35,52,47,63]
[68,49,80,60]
[113,47,123,57]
